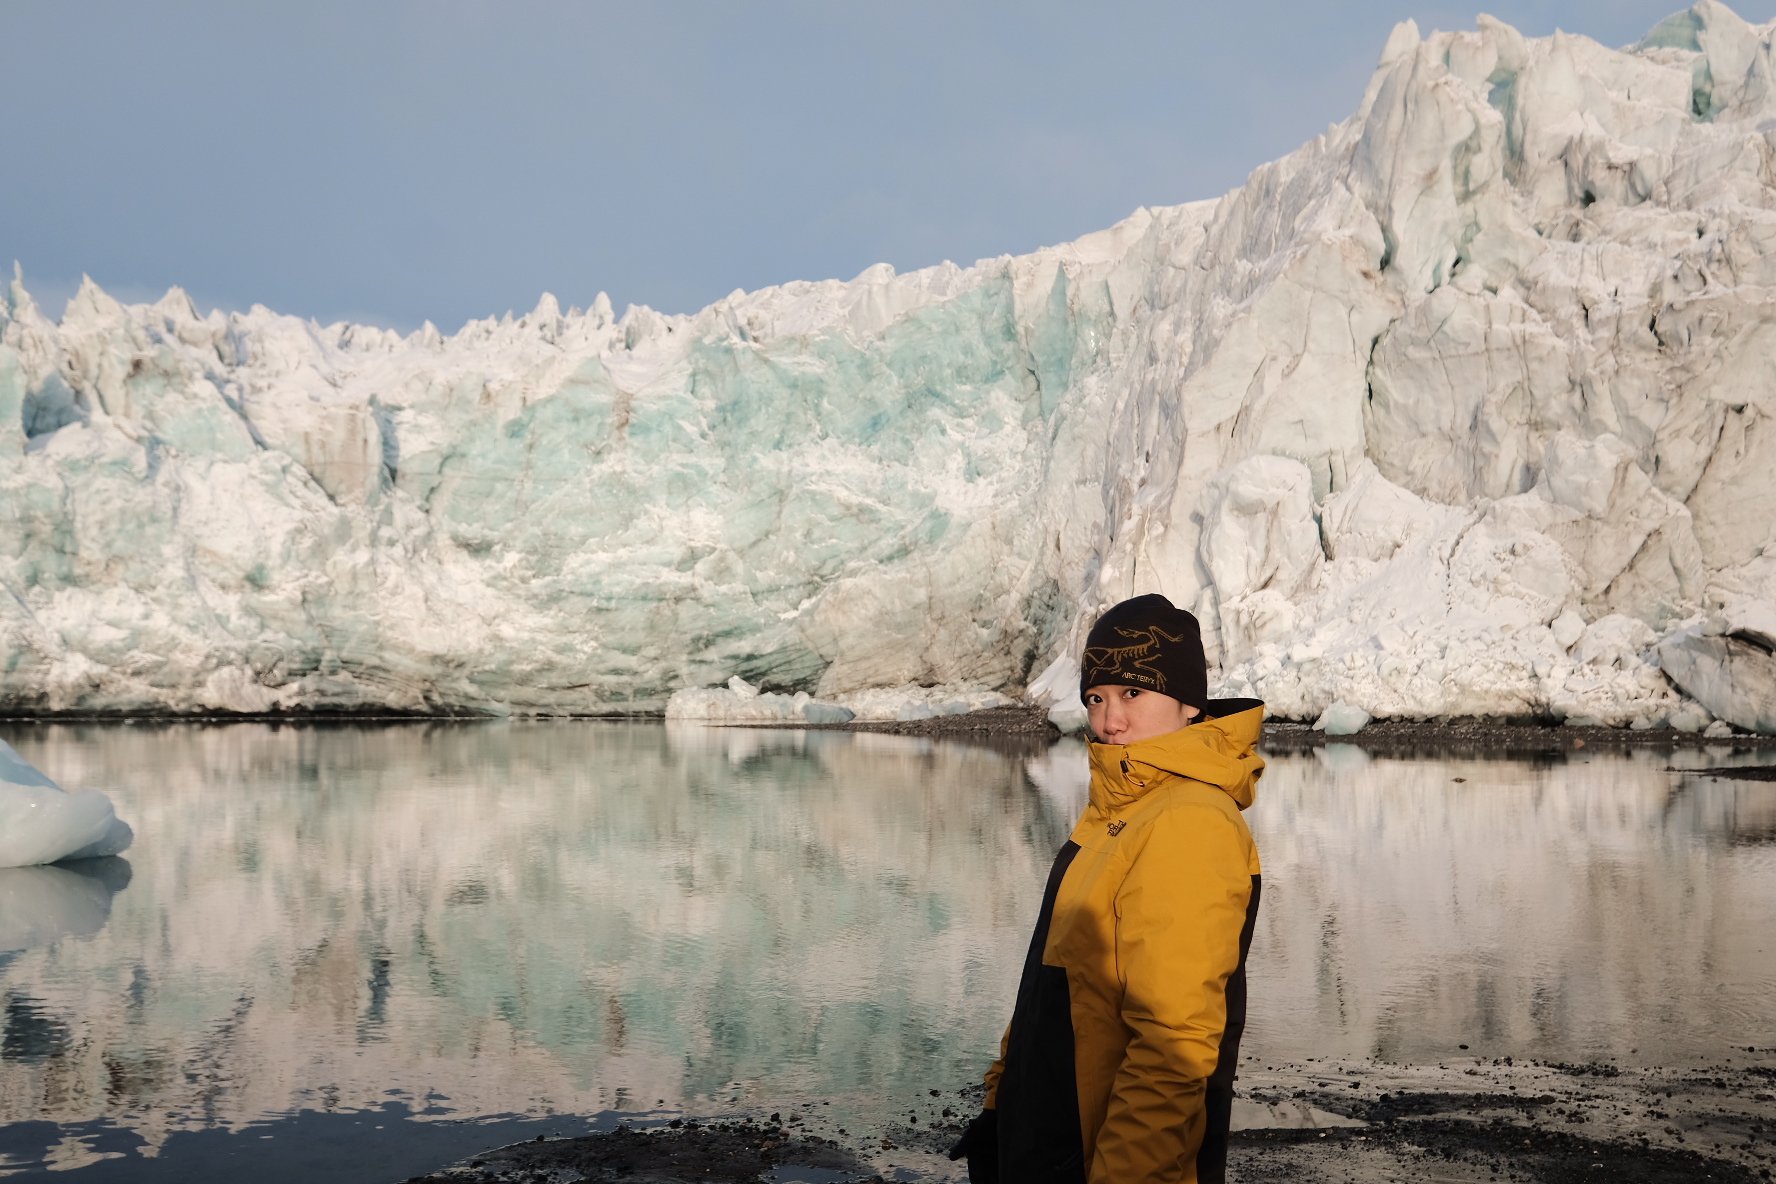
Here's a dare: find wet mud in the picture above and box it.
[400,1059,1776,1183]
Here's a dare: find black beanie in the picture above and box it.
[1079,594,1208,714]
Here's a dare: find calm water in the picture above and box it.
[0,722,1773,1180]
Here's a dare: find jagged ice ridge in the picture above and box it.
[5,2,1776,731]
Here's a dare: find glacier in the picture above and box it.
[5,2,1776,729]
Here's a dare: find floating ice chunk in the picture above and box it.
[1313,702,1372,736]
[0,741,57,790]
[0,740,134,868]
[0,857,132,952]
[800,702,856,725]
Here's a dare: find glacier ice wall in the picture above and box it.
[5,2,1776,726]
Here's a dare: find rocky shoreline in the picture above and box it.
[4,708,1773,757]
[1259,718,1776,756]
[731,703,1776,757]
[401,1056,1776,1183]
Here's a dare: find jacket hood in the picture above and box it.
[1087,698,1266,812]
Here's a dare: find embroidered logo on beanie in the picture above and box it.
[1079,594,1208,713]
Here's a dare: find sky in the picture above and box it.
[0,1,1764,333]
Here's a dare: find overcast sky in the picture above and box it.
[0,1,1759,331]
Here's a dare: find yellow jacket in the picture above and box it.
[983,700,1264,1184]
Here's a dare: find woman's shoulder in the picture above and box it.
[1133,779,1252,842]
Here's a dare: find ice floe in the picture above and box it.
[0,739,133,868]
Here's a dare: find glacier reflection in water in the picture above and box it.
[0,722,1771,1169]
[1248,743,1776,1064]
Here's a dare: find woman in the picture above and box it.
[952,594,1265,1184]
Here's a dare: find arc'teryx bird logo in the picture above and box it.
[1083,624,1186,693]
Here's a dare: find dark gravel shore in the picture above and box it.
[400,1056,1776,1182]
[1226,1056,1776,1183]
[1261,718,1776,756]
[8,708,1772,759]
[1688,764,1776,780]
[723,704,1060,755]
[739,704,1057,739]
[401,1119,872,1183]
[739,703,1776,758]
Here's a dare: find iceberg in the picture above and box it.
[0,739,134,867]
[1313,702,1372,736]
[3,4,1776,728]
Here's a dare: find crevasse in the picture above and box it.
[4,3,1776,730]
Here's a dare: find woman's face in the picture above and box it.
[1084,684,1199,745]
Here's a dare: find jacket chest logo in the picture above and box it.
[1106,820,1126,836]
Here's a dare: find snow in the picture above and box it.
[4,3,1776,729]
[0,739,133,868]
